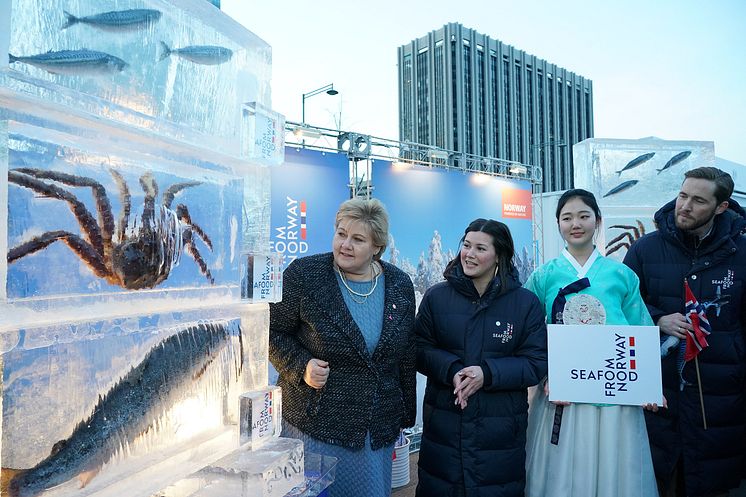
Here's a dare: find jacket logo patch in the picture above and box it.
[492,321,514,343]
[702,285,731,318]
[711,270,734,290]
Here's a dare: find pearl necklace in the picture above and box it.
[335,262,381,303]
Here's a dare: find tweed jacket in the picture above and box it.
[269,252,416,450]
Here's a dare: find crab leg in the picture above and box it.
[139,172,158,232]
[8,230,109,277]
[605,231,635,248]
[162,181,201,209]
[609,224,641,239]
[9,170,105,257]
[13,168,116,263]
[176,204,213,250]
[183,229,214,284]
[109,170,131,244]
[605,242,630,256]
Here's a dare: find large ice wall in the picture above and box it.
[1,0,281,496]
[572,137,715,261]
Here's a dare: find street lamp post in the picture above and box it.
[301,83,338,125]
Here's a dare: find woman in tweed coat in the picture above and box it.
[269,198,416,497]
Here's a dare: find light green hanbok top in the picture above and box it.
[525,248,653,327]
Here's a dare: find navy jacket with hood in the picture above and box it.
[415,261,547,497]
[624,198,746,496]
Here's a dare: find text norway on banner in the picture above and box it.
[502,188,532,219]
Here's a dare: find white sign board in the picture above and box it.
[548,324,663,405]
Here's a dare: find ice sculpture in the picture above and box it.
[572,137,715,261]
[1,1,296,496]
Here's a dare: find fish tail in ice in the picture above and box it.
[6,322,236,497]
[158,41,172,62]
[61,11,80,29]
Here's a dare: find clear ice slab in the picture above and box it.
[155,437,305,497]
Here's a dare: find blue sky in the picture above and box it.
[223,0,746,165]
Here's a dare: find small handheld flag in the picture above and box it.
[684,280,711,362]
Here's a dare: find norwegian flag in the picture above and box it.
[684,280,711,361]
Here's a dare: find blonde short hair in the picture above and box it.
[335,198,389,260]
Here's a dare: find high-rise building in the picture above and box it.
[398,23,594,192]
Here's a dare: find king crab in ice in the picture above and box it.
[8,168,214,289]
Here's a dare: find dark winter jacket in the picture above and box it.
[415,262,548,497]
[623,198,746,496]
[269,252,417,450]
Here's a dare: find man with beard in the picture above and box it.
[624,167,746,497]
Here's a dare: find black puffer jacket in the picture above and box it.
[269,253,416,450]
[624,199,746,496]
[415,262,547,497]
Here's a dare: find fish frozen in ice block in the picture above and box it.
[2,316,248,497]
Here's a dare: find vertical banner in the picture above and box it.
[270,148,350,269]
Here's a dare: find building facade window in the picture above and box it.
[463,40,472,155]
[491,53,499,155]
[477,46,486,157]
[557,78,565,184]
[402,53,412,142]
[416,48,430,144]
[434,41,445,148]
[502,57,511,161]
[451,39,458,151]
[515,63,523,163]
[585,90,592,139]
[526,67,534,166]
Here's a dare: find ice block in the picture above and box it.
[239,386,283,448]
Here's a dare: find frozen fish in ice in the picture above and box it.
[6,322,237,497]
[656,151,691,174]
[8,49,127,75]
[603,179,639,197]
[158,41,233,65]
[615,152,655,176]
[62,9,162,31]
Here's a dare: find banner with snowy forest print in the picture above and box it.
[373,162,534,304]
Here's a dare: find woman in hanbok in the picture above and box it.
[524,189,660,497]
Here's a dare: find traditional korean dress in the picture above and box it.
[524,248,658,497]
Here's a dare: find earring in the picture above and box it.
[494,264,499,278]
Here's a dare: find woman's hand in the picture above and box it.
[453,366,484,410]
[544,380,571,406]
[304,358,329,389]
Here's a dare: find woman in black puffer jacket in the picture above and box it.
[415,218,547,497]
